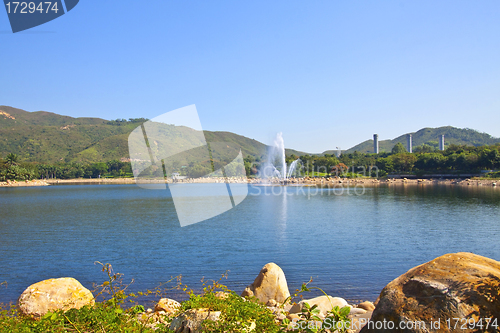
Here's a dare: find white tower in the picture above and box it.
[407,134,412,153]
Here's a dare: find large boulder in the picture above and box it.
[18,277,94,319]
[289,295,349,317]
[361,252,500,332]
[170,308,221,333]
[241,263,290,304]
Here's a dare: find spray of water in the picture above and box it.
[261,133,301,181]
[287,158,302,178]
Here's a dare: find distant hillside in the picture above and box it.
[340,126,500,154]
[5,107,496,163]
[0,106,299,163]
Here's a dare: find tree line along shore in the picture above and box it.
[1,143,499,184]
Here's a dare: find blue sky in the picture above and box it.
[1,1,500,153]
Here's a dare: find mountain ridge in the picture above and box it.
[1,106,499,163]
[0,105,307,163]
[331,126,500,154]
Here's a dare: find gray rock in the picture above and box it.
[170,308,221,333]
[289,295,349,317]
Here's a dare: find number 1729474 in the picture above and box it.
[446,317,498,330]
[5,2,59,14]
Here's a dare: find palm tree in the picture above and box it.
[5,153,18,166]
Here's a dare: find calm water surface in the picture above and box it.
[1,184,499,304]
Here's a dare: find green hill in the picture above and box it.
[339,126,500,154]
[0,106,300,164]
[0,106,142,163]
[4,107,497,163]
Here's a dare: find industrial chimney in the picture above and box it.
[407,134,412,153]
[439,135,445,151]
[374,134,379,154]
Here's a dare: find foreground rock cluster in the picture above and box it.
[15,252,500,332]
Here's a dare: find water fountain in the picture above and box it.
[287,158,302,178]
[261,132,301,184]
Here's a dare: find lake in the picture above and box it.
[1,183,500,306]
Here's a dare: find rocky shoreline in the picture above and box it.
[0,179,50,187]
[14,262,375,332]
[0,176,498,188]
[10,253,500,332]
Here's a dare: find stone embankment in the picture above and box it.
[46,178,137,185]
[2,176,497,187]
[252,176,499,187]
[0,179,49,187]
[14,252,500,332]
